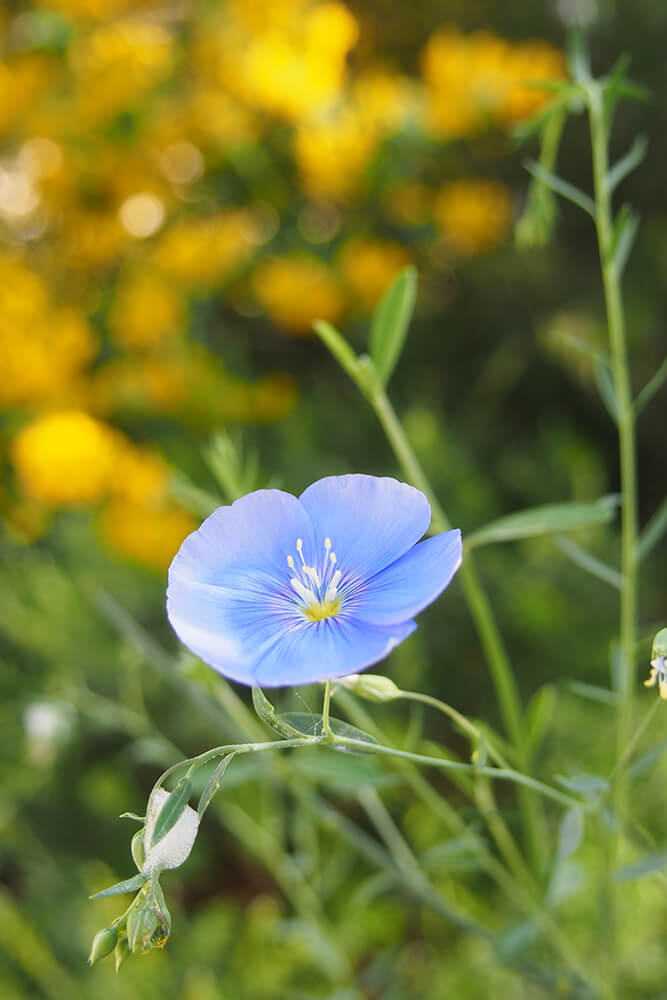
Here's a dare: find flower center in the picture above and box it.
[287,537,342,622]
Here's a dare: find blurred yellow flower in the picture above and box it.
[338,237,412,308]
[108,441,169,507]
[60,209,129,272]
[433,179,513,255]
[0,257,95,406]
[11,411,117,507]
[0,55,54,137]
[99,498,195,571]
[109,270,184,349]
[216,1,358,121]
[89,357,189,417]
[68,20,173,123]
[295,106,377,200]
[152,213,253,286]
[421,27,565,138]
[385,182,433,226]
[253,254,346,333]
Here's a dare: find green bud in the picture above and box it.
[651,628,667,661]
[114,934,130,972]
[339,673,402,703]
[131,828,146,871]
[88,924,118,965]
[126,883,171,954]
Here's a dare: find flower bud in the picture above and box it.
[114,934,130,971]
[88,924,118,965]
[645,628,667,700]
[142,787,199,875]
[339,673,402,702]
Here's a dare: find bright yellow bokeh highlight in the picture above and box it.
[434,180,513,255]
[421,27,566,138]
[11,411,117,507]
[253,255,346,334]
[339,238,412,308]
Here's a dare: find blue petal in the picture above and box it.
[170,489,316,585]
[253,615,417,687]
[298,475,430,584]
[350,529,462,625]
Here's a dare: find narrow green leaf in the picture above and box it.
[606,135,648,194]
[614,850,667,882]
[521,684,557,760]
[198,753,237,819]
[252,687,304,738]
[635,355,667,418]
[611,204,640,278]
[557,809,584,861]
[566,27,591,84]
[119,812,145,823]
[594,359,618,422]
[369,266,418,385]
[149,778,192,849]
[554,534,624,589]
[556,773,609,796]
[89,873,147,899]
[277,713,378,754]
[313,319,361,384]
[523,160,596,218]
[568,682,619,706]
[466,496,619,548]
[638,497,667,561]
[628,737,667,778]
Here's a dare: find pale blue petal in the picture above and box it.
[170,489,316,585]
[298,475,430,583]
[253,614,416,687]
[350,530,462,625]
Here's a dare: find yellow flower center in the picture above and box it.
[287,537,342,622]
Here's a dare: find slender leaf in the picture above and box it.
[557,809,584,861]
[556,773,609,797]
[566,27,591,84]
[198,753,237,819]
[313,319,361,384]
[466,495,619,548]
[523,160,596,218]
[606,135,648,194]
[119,812,145,823]
[635,354,667,418]
[149,778,192,849]
[253,687,312,738]
[369,266,418,385]
[594,359,618,422]
[611,204,640,278]
[554,534,624,589]
[568,681,619,706]
[521,684,557,760]
[614,850,667,882]
[638,497,667,561]
[89,873,147,899]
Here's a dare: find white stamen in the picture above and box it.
[287,555,295,569]
[290,577,318,605]
[296,538,306,566]
[324,569,342,603]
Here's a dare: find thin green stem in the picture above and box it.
[399,689,512,768]
[322,679,333,739]
[367,384,547,872]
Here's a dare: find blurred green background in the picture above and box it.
[1,0,666,996]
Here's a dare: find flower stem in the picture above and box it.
[321,679,333,740]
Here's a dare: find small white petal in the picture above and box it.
[142,787,199,874]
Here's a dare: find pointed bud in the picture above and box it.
[88,925,118,965]
[114,934,130,971]
[339,673,402,703]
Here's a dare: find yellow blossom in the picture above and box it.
[109,271,184,349]
[152,213,253,286]
[433,179,513,255]
[295,106,377,200]
[253,255,346,333]
[108,441,169,507]
[99,498,195,571]
[421,27,565,138]
[68,20,172,123]
[338,237,412,308]
[11,411,117,507]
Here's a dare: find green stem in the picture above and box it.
[399,689,512,768]
[367,384,546,872]
[322,679,333,740]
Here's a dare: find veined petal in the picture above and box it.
[170,489,316,585]
[253,615,417,687]
[351,529,462,625]
[299,475,430,583]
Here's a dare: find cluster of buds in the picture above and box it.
[644,628,667,700]
[89,786,199,968]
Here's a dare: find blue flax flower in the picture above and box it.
[167,475,462,687]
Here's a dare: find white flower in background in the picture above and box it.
[23,700,74,766]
